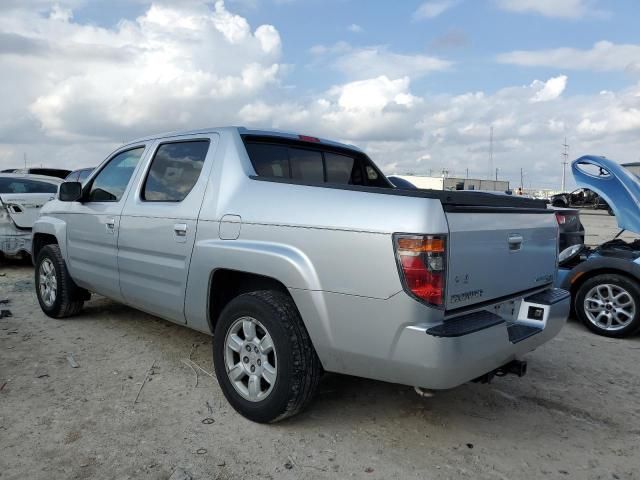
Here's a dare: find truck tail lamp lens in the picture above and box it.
[394,234,446,306]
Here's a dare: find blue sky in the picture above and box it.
[1,0,639,189]
[71,0,640,95]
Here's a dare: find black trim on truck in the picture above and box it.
[426,311,505,338]
[248,176,551,211]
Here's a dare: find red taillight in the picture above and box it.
[555,212,566,225]
[394,234,446,306]
[298,134,320,143]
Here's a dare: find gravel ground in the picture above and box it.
[1,211,639,480]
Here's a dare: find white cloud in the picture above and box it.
[413,0,459,20]
[1,1,640,192]
[239,76,640,189]
[0,0,282,146]
[347,23,363,33]
[498,41,640,72]
[530,75,568,102]
[495,0,607,19]
[315,44,451,80]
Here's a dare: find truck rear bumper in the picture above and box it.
[390,289,570,389]
[0,229,32,257]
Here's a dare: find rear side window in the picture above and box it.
[0,178,58,194]
[246,143,289,178]
[142,140,209,202]
[289,148,323,182]
[325,152,358,184]
[88,147,144,202]
[245,141,388,187]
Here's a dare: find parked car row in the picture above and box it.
[0,168,94,259]
[0,174,62,258]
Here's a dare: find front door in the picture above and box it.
[118,134,218,323]
[64,146,146,301]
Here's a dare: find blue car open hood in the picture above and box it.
[572,155,640,234]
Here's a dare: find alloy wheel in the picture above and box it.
[224,316,278,402]
[584,283,636,331]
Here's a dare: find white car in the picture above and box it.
[0,173,62,258]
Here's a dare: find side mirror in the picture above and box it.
[59,182,83,202]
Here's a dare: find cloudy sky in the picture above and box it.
[1,0,639,189]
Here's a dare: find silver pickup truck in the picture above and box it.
[32,127,570,422]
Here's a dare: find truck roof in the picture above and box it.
[122,126,363,153]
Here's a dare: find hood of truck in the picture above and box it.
[572,155,640,234]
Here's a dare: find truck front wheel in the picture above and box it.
[35,244,86,318]
[212,290,322,423]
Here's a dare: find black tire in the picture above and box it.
[212,290,322,423]
[35,244,86,318]
[552,199,566,208]
[575,273,640,338]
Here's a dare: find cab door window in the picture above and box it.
[88,147,145,202]
[141,140,210,202]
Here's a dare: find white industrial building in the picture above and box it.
[623,162,640,177]
[391,175,510,193]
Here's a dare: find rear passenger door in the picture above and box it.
[118,134,218,323]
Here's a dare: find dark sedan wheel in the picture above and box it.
[575,273,640,338]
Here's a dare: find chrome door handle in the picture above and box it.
[174,223,187,237]
[106,218,116,233]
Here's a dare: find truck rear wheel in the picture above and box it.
[575,273,640,338]
[212,290,322,423]
[35,244,86,318]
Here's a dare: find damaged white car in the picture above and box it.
[0,174,61,259]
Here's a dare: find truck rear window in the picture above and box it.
[244,140,389,187]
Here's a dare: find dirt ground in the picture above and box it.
[1,212,639,480]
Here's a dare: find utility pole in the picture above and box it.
[520,168,524,190]
[23,152,27,169]
[466,167,469,179]
[488,125,494,180]
[561,137,569,192]
[495,168,498,181]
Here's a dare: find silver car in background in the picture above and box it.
[0,173,61,258]
[32,127,570,422]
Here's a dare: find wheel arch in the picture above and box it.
[32,216,67,265]
[207,269,293,335]
[569,264,640,298]
[32,233,58,264]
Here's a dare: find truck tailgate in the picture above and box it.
[445,210,557,310]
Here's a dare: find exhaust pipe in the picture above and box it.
[472,359,528,384]
[500,359,527,378]
[414,386,435,397]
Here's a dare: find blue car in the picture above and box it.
[556,155,640,338]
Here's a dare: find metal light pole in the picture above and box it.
[561,138,569,192]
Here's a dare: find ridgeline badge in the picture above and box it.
[450,289,484,304]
